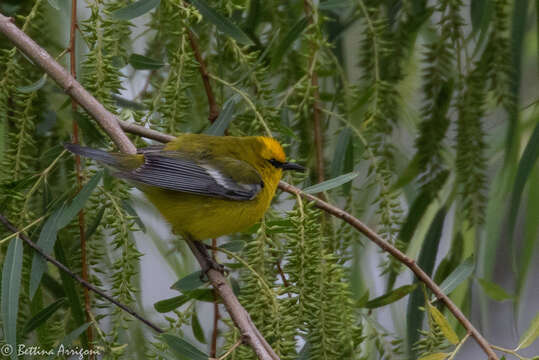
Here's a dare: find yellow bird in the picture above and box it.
[65,134,304,242]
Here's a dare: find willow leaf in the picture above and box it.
[17,74,47,93]
[189,0,253,45]
[516,311,539,350]
[363,284,417,309]
[407,208,446,357]
[129,53,165,70]
[204,96,238,136]
[477,278,513,302]
[24,298,66,334]
[303,172,358,194]
[271,17,309,68]
[428,304,459,345]
[162,333,207,360]
[432,256,474,302]
[191,311,206,344]
[111,0,160,20]
[508,121,539,239]
[1,237,23,360]
[171,271,205,292]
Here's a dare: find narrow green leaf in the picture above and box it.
[508,120,539,240]
[162,333,208,360]
[188,0,254,45]
[46,323,92,360]
[171,271,205,292]
[17,74,47,93]
[477,278,513,302]
[24,298,66,334]
[407,208,447,357]
[111,0,160,20]
[399,191,433,245]
[128,53,165,70]
[303,172,358,194]
[58,171,103,228]
[204,96,238,136]
[155,295,190,313]
[363,284,417,309]
[517,311,539,350]
[30,171,102,298]
[85,206,105,241]
[417,353,450,360]
[219,240,245,252]
[186,289,217,302]
[428,304,459,345]
[54,242,87,347]
[432,256,474,302]
[191,311,206,344]
[1,237,23,360]
[392,153,420,191]
[29,203,67,299]
[74,114,107,147]
[271,17,308,68]
[155,289,217,312]
[121,199,146,232]
[517,165,539,299]
[330,128,351,178]
[470,0,491,34]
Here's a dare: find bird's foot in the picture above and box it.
[193,241,227,280]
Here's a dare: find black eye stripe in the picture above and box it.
[268,158,284,168]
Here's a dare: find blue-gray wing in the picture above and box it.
[116,151,263,201]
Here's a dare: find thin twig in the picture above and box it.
[0,213,164,334]
[186,28,219,123]
[211,339,243,360]
[69,0,93,352]
[0,13,280,360]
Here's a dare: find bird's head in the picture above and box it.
[255,137,305,173]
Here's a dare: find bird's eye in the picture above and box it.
[268,158,284,168]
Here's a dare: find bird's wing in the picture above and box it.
[116,151,263,201]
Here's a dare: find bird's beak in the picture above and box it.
[281,162,305,172]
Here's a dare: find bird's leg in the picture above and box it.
[193,240,225,275]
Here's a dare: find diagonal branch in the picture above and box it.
[0,12,278,360]
[0,213,164,334]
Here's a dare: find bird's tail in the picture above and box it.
[64,143,118,165]
[64,144,140,171]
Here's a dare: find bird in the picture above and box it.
[65,134,304,270]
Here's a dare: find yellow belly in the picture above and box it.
[142,187,272,240]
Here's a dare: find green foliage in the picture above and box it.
[1,0,538,359]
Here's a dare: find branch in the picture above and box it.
[69,0,93,351]
[0,12,279,360]
[0,213,164,334]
